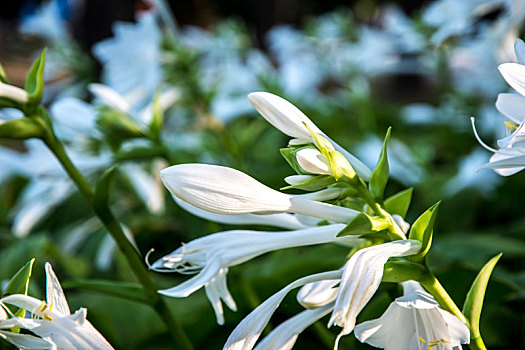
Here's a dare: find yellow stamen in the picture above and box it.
[38,301,47,312]
[505,121,518,132]
[43,313,53,321]
[419,337,426,344]
[48,302,54,312]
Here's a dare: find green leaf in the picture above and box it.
[3,258,35,297]
[149,91,164,141]
[408,201,440,259]
[384,188,413,218]
[0,117,44,139]
[337,212,390,237]
[93,166,117,211]
[382,260,427,283]
[369,127,391,201]
[62,279,149,304]
[462,253,502,339]
[24,48,47,105]
[0,62,8,83]
[281,175,336,191]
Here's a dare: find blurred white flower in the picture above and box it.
[354,281,470,350]
[329,240,421,349]
[93,11,162,108]
[19,0,70,43]
[0,263,113,349]
[150,224,359,324]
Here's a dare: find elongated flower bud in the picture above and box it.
[160,164,358,223]
[0,82,29,103]
[295,148,332,175]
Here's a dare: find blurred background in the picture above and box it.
[0,0,524,349]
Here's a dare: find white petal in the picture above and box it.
[50,97,97,134]
[224,270,342,350]
[45,263,70,316]
[297,279,339,309]
[160,164,358,223]
[515,39,525,64]
[0,330,51,349]
[0,82,29,103]
[173,195,310,230]
[88,84,130,113]
[499,63,525,97]
[254,303,334,350]
[296,148,332,175]
[283,175,316,186]
[329,240,421,347]
[495,93,525,124]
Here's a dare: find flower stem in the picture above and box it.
[42,131,193,349]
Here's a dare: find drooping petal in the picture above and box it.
[224,270,342,350]
[160,164,358,223]
[45,263,70,316]
[254,303,334,350]
[329,240,421,348]
[499,63,525,97]
[495,93,525,124]
[0,330,51,349]
[205,268,237,325]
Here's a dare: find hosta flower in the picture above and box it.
[0,263,113,349]
[296,279,339,309]
[329,240,421,349]
[354,281,470,350]
[247,92,372,180]
[150,224,359,325]
[224,270,342,350]
[160,163,359,223]
[0,307,52,349]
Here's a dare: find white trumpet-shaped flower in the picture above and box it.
[0,307,52,349]
[224,270,342,350]
[0,263,113,349]
[354,281,470,350]
[150,225,359,325]
[160,164,359,223]
[0,82,29,103]
[329,240,421,349]
[172,195,311,230]
[247,92,372,180]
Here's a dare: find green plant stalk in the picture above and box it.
[421,271,486,350]
[42,131,193,350]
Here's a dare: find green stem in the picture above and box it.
[470,336,486,350]
[421,272,467,325]
[42,132,193,350]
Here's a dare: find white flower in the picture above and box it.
[0,263,113,349]
[328,240,421,349]
[0,306,52,349]
[92,11,162,106]
[160,163,359,223]
[224,270,342,350]
[247,92,372,180]
[150,224,359,325]
[0,82,29,103]
[354,281,470,350]
[472,117,525,176]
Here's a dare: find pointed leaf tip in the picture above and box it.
[463,253,502,339]
[369,127,391,201]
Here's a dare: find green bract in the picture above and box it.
[384,188,413,219]
[24,48,47,108]
[369,127,391,201]
[0,117,45,139]
[408,202,440,261]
